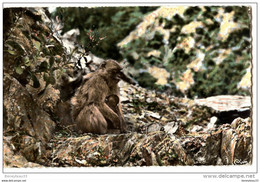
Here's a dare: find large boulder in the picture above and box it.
[3,73,56,164]
[3,136,43,168]
[4,74,56,143]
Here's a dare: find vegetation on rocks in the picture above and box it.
[53,7,158,59]
[54,6,251,98]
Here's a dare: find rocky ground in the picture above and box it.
[3,76,252,167]
[46,85,252,167]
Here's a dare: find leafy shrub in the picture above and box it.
[53,7,158,60]
[4,8,68,93]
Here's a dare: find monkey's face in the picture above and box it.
[115,70,136,84]
[106,68,129,84]
[103,60,136,85]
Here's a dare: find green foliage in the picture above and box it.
[187,55,250,98]
[50,6,251,98]
[184,6,202,23]
[53,7,158,59]
[119,6,251,98]
[134,72,157,89]
[4,8,67,91]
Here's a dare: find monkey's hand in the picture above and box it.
[97,102,121,129]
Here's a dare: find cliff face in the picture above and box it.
[3,8,61,166]
[117,6,251,98]
[3,7,252,168]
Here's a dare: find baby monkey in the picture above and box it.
[71,59,136,134]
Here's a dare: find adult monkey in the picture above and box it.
[71,59,136,134]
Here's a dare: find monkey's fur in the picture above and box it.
[71,59,135,134]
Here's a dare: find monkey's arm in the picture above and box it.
[87,78,121,128]
[106,94,126,132]
[97,103,121,128]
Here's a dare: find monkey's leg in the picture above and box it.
[117,102,127,133]
[57,100,74,127]
[106,95,126,133]
[75,104,108,134]
[105,95,121,133]
[97,103,121,129]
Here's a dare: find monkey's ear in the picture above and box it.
[99,61,107,69]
